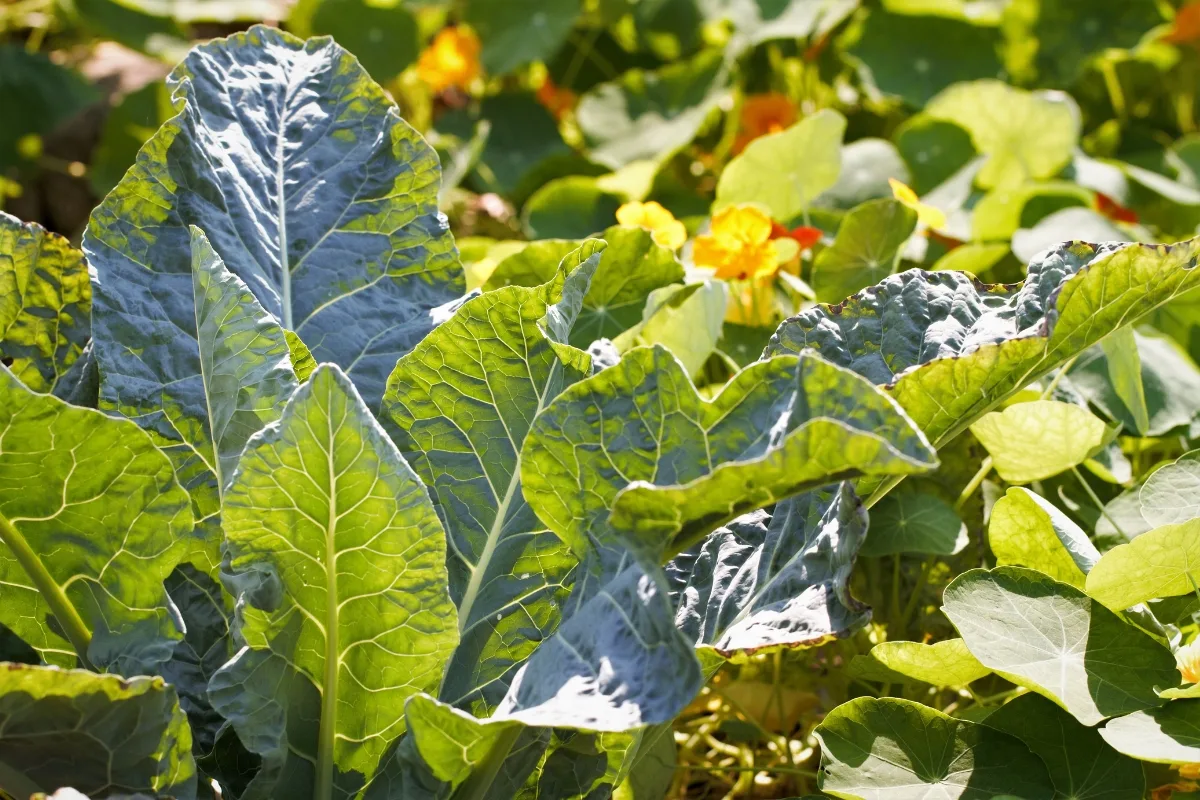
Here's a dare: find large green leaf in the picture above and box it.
[814,696,1055,800]
[983,693,1145,800]
[943,567,1177,725]
[382,242,603,713]
[613,280,728,379]
[0,212,91,395]
[767,239,1200,501]
[521,345,937,563]
[988,487,1097,589]
[0,664,195,799]
[857,491,967,557]
[84,26,463,530]
[971,400,1109,483]
[1098,700,1200,763]
[810,198,917,303]
[1086,520,1200,611]
[0,365,191,676]
[214,364,459,793]
[1019,0,1166,86]
[666,484,870,659]
[484,226,685,349]
[848,639,990,687]
[576,50,728,169]
[308,0,419,83]
[463,0,580,75]
[714,109,846,223]
[1138,449,1200,527]
[924,80,1079,190]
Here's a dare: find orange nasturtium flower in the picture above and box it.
[734,93,797,153]
[889,178,947,229]
[694,205,780,280]
[616,201,688,250]
[536,76,577,120]
[1177,640,1200,684]
[417,26,482,93]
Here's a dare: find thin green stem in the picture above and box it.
[1071,466,1125,539]
[1040,356,1079,400]
[955,457,993,513]
[0,510,92,669]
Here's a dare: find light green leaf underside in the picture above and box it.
[715,109,846,223]
[613,280,728,379]
[943,567,1177,726]
[0,664,196,799]
[484,226,685,349]
[217,365,458,787]
[982,693,1145,800]
[0,211,91,394]
[1098,700,1200,763]
[849,639,990,687]
[988,486,1098,589]
[768,239,1200,499]
[971,400,1107,483]
[521,345,937,562]
[0,365,191,676]
[382,241,604,713]
[814,696,1055,800]
[1086,519,1200,611]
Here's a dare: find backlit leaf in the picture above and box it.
[988,487,1098,588]
[1086,520,1200,611]
[970,400,1108,483]
[849,639,990,687]
[810,198,917,303]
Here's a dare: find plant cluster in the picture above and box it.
[5,2,1200,800]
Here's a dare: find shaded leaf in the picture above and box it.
[1100,326,1151,435]
[0,212,91,394]
[814,697,1054,800]
[214,365,459,790]
[464,0,581,75]
[0,47,98,169]
[310,0,418,82]
[0,664,195,799]
[943,567,1177,725]
[0,365,191,676]
[810,198,918,303]
[858,491,967,557]
[523,177,625,240]
[667,484,871,659]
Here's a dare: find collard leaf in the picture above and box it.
[943,567,1177,725]
[382,242,603,713]
[767,239,1200,499]
[714,109,846,223]
[925,80,1079,190]
[190,227,299,492]
[485,226,685,349]
[983,693,1146,800]
[1098,700,1200,764]
[216,365,459,788]
[667,484,871,659]
[0,213,91,395]
[849,639,990,687]
[858,491,967,557]
[0,365,191,676]
[521,345,937,562]
[577,50,728,169]
[84,26,463,497]
[814,697,1055,800]
[463,0,580,75]
[810,198,918,303]
[1139,449,1200,527]
[1086,520,1200,611]
[0,664,195,799]
[970,400,1108,483]
[988,487,1098,588]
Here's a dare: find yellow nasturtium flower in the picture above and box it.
[616,201,688,251]
[889,178,947,229]
[693,205,779,280]
[416,26,482,93]
[1177,639,1200,684]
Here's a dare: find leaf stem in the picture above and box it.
[1070,466,1125,539]
[451,725,520,800]
[0,510,92,669]
[955,457,993,513]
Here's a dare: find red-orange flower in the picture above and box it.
[1165,1,1200,45]
[417,26,482,93]
[734,93,797,153]
[536,77,577,120]
[770,222,822,249]
[1096,192,1139,223]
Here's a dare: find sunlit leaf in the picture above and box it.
[1086,520,1200,611]
[1098,700,1200,763]
[810,198,917,303]
[849,638,990,687]
[971,400,1108,483]
[988,487,1098,588]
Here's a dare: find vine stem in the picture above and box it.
[1071,466,1126,539]
[0,510,92,669]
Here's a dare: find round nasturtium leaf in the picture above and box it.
[809,198,917,303]
[463,0,581,75]
[850,639,990,687]
[310,0,419,83]
[1099,701,1200,764]
[987,486,1097,589]
[1139,449,1200,528]
[858,491,967,557]
[925,80,1080,190]
[1086,519,1200,612]
[970,400,1108,484]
